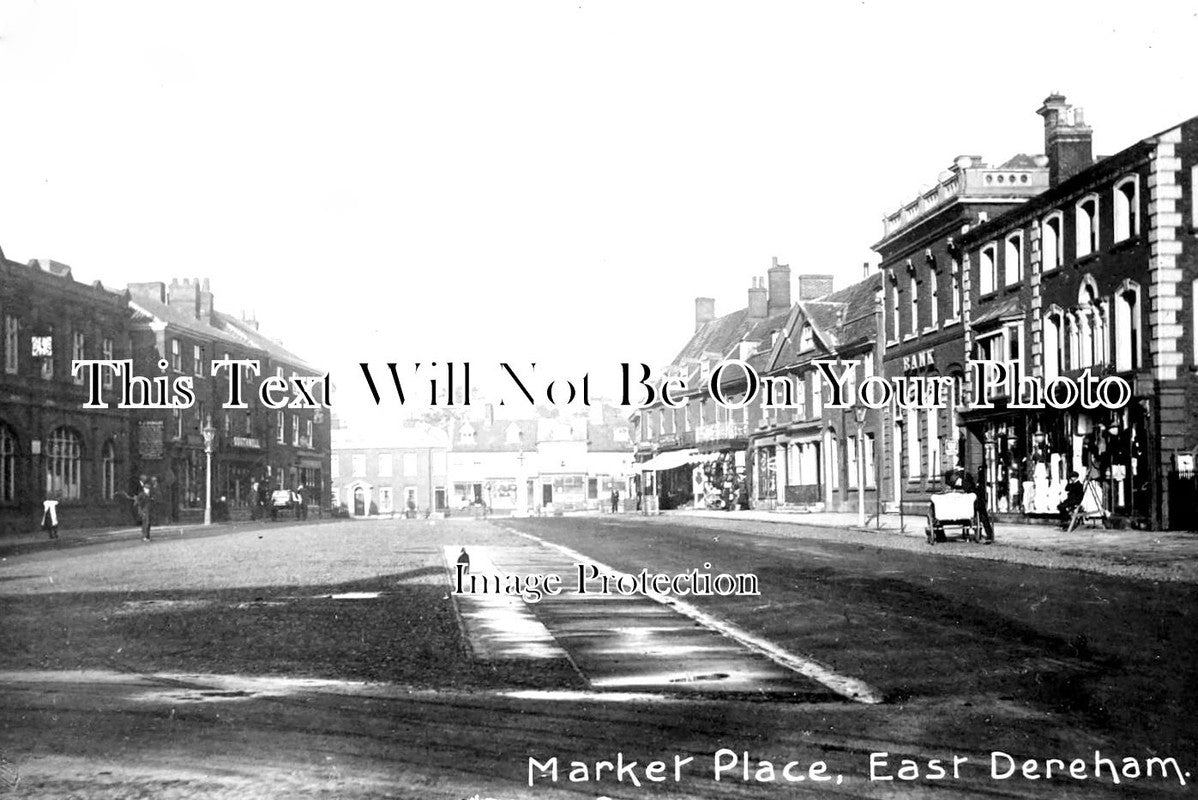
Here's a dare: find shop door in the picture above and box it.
[353,487,365,516]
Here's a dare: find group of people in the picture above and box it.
[945,464,1093,539]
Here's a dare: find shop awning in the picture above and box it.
[639,449,699,472]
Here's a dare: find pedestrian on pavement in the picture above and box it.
[963,465,995,543]
[296,484,308,520]
[41,494,60,540]
[134,484,154,541]
[250,480,261,520]
[1059,471,1085,529]
[610,486,620,514]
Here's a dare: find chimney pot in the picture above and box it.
[1037,93,1092,187]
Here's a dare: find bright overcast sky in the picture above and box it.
[1,2,1196,423]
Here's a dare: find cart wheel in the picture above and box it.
[925,515,935,545]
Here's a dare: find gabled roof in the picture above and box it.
[452,418,538,451]
[217,312,322,374]
[769,272,882,371]
[128,296,248,350]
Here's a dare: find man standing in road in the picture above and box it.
[963,465,995,544]
[135,483,154,541]
[610,486,620,514]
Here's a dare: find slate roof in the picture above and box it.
[217,312,323,374]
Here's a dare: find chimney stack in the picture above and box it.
[128,282,166,303]
[199,278,215,325]
[767,257,791,317]
[694,297,715,330]
[748,277,768,319]
[168,278,200,319]
[1037,93,1092,187]
[797,274,835,300]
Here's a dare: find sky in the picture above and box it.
[1,1,1196,426]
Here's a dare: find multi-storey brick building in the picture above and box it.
[956,97,1198,530]
[0,254,136,534]
[331,422,450,516]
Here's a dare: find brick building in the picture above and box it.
[331,423,449,516]
[0,254,136,534]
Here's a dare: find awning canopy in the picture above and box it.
[639,449,699,472]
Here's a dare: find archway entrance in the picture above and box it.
[353,486,366,516]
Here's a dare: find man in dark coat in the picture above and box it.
[1059,471,1085,529]
[963,466,995,543]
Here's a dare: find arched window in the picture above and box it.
[0,424,15,502]
[1076,195,1099,258]
[909,277,919,332]
[979,244,997,295]
[1113,176,1139,242]
[1004,232,1023,286]
[1043,309,1062,381]
[929,271,939,326]
[102,440,116,500]
[1041,212,1063,272]
[45,426,82,500]
[1115,281,1141,371]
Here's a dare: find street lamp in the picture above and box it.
[854,405,867,527]
[202,416,217,526]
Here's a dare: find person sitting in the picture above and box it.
[1058,472,1085,529]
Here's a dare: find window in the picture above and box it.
[305,419,313,444]
[929,271,939,326]
[1115,283,1141,371]
[292,414,300,446]
[101,440,116,500]
[1113,176,1139,242]
[244,411,253,434]
[979,244,997,295]
[173,408,183,438]
[829,432,840,490]
[171,339,181,371]
[4,316,17,375]
[1004,232,1022,286]
[926,408,940,480]
[37,327,54,380]
[906,409,921,479]
[193,345,203,376]
[276,411,285,444]
[379,454,393,477]
[1043,309,1062,381]
[846,435,858,489]
[1076,195,1099,258]
[890,283,900,340]
[45,427,82,500]
[352,455,366,476]
[0,424,15,502]
[909,277,919,334]
[864,433,876,488]
[72,332,86,385]
[1041,213,1063,272]
[102,338,114,388]
[402,453,417,475]
[1193,166,1198,228]
[950,257,962,319]
[798,324,814,352]
[224,412,231,434]
[380,488,393,514]
[811,373,822,416]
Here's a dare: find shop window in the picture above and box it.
[45,426,81,500]
[979,244,997,295]
[1041,212,1063,272]
[0,423,15,502]
[1076,195,1099,258]
[1004,232,1023,286]
[1113,176,1139,242]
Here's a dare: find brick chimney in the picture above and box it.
[694,297,715,330]
[128,282,166,303]
[797,274,834,300]
[168,278,200,319]
[241,310,259,331]
[748,277,768,319]
[199,278,215,325]
[1037,93,1092,187]
[767,257,791,317]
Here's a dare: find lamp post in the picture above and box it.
[854,406,867,527]
[202,417,217,526]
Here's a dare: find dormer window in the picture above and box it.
[798,324,814,352]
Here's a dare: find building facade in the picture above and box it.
[0,255,136,534]
[331,423,450,516]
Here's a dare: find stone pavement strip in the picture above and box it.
[445,534,882,704]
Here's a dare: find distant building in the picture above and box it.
[331,423,449,516]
